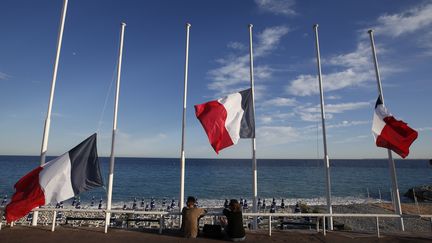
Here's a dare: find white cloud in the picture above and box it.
[325,102,371,113]
[287,69,373,96]
[369,3,432,56]
[255,0,297,17]
[327,42,371,68]
[0,72,10,80]
[227,41,246,50]
[254,118,369,147]
[327,95,341,100]
[52,112,65,118]
[417,127,432,132]
[259,116,274,124]
[286,42,375,96]
[286,74,317,96]
[286,3,432,97]
[257,125,300,145]
[333,135,370,144]
[296,109,326,122]
[258,101,370,124]
[262,97,297,107]
[294,101,370,122]
[257,112,295,124]
[115,131,168,156]
[255,26,291,56]
[418,29,432,56]
[208,26,290,95]
[374,3,432,37]
[326,120,370,129]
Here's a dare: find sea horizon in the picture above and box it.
[1,155,431,209]
[0,154,430,161]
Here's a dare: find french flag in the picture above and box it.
[5,134,104,222]
[194,88,255,154]
[372,96,418,158]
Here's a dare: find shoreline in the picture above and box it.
[2,202,431,234]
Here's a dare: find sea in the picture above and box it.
[0,156,431,209]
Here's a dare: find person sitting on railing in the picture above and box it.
[221,199,246,242]
[294,202,301,213]
[243,199,248,210]
[181,196,206,238]
[132,197,137,210]
[1,195,7,206]
[75,199,81,209]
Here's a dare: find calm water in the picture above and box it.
[0,156,431,207]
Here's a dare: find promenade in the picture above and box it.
[1,226,431,243]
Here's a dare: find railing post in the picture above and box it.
[0,209,3,230]
[430,217,432,232]
[32,210,38,226]
[159,215,164,234]
[376,217,380,238]
[322,216,326,236]
[268,215,272,236]
[51,211,57,232]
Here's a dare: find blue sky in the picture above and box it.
[0,0,431,159]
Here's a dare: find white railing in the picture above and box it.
[1,206,431,238]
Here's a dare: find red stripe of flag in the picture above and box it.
[5,167,45,223]
[376,116,418,158]
[195,100,234,154]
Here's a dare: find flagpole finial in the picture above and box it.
[186,23,191,28]
[121,22,127,27]
[313,24,319,29]
[368,29,374,34]
[248,24,253,28]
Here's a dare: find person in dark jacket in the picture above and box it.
[221,199,246,241]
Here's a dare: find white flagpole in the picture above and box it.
[248,24,258,230]
[32,0,68,226]
[179,23,191,215]
[313,24,333,230]
[368,29,404,231]
[104,22,126,234]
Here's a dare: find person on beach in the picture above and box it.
[221,199,246,241]
[224,199,229,209]
[181,196,206,238]
[1,195,7,206]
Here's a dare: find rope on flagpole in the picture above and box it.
[96,36,121,134]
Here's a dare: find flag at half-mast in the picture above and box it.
[5,134,104,222]
[194,88,255,154]
[372,96,418,158]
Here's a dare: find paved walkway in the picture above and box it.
[0,226,431,243]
